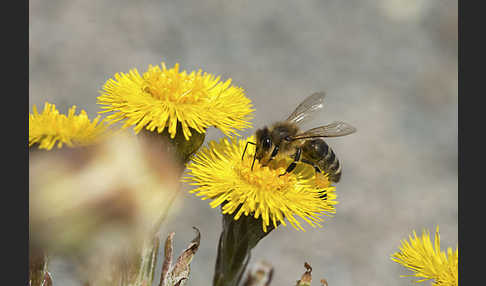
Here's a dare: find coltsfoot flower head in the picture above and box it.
[29,102,109,150]
[97,62,254,140]
[391,226,458,286]
[185,136,338,232]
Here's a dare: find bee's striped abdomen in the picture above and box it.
[317,144,341,183]
[301,139,342,183]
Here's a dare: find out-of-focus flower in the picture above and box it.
[97,62,254,140]
[29,131,182,281]
[29,102,109,150]
[185,136,338,232]
[391,226,458,286]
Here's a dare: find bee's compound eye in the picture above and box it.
[262,138,272,149]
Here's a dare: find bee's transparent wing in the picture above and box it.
[290,121,357,139]
[286,92,326,126]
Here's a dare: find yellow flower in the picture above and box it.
[391,226,458,286]
[184,136,338,232]
[29,102,109,150]
[97,62,254,140]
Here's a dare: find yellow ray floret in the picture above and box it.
[391,226,458,286]
[29,102,109,150]
[97,62,254,140]
[184,136,338,232]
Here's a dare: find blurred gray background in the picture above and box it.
[29,0,457,285]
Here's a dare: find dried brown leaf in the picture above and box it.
[159,228,201,286]
[159,232,175,286]
[171,227,201,282]
[296,262,312,286]
[43,272,53,286]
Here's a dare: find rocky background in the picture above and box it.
[29,0,457,285]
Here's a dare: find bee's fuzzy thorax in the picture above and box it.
[270,122,299,142]
[269,122,300,154]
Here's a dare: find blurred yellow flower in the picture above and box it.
[29,102,109,150]
[185,136,337,232]
[391,226,458,286]
[97,62,254,140]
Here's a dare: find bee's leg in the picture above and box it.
[301,159,322,173]
[300,158,326,199]
[319,192,327,200]
[262,145,280,166]
[251,151,257,170]
[242,141,256,160]
[279,148,301,177]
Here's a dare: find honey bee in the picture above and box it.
[242,92,356,183]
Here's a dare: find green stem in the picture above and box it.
[133,237,161,286]
[140,125,205,166]
[213,210,277,286]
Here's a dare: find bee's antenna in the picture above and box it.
[242,141,256,160]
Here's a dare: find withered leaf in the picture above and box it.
[42,272,53,286]
[160,227,201,286]
[159,232,175,286]
[171,227,200,281]
[296,262,312,286]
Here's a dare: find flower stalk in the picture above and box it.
[140,124,205,167]
[213,207,278,286]
[133,236,161,286]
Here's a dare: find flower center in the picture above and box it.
[142,66,210,104]
[236,157,297,191]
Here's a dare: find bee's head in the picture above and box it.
[255,127,273,161]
